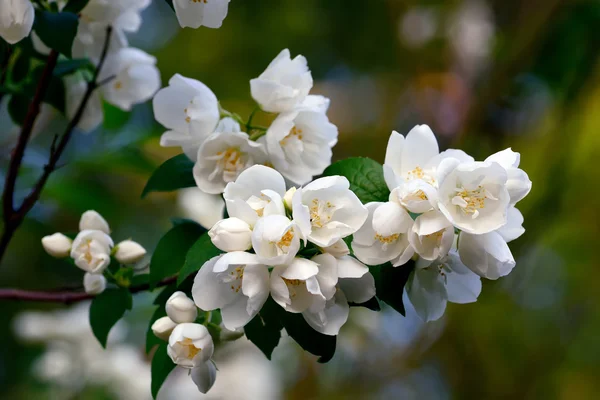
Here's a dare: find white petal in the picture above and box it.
[444,252,482,304]
[400,125,439,176]
[191,361,217,394]
[302,290,349,336]
[458,231,516,280]
[485,148,520,169]
[405,267,447,322]
[311,254,339,300]
[496,206,525,242]
[339,272,376,304]
[336,255,369,279]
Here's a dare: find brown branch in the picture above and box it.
[0,275,177,304]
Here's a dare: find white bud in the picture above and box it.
[79,210,110,234]
[83,273,107,295]
[283,187,296,211]
[166,291,198,324]
[114,240,146,264]
[191,361,217,394]
[151,316,177,341]
[0,0,35,45]
[208,218,252,252]
[41,233,72,258]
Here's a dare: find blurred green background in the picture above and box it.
[1,0,600,398]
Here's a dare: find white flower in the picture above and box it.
[208,218,253,252]
[437,161,510,234]
[70,230,114,274]
[321,239,350,258]
[292,176,367,247]
[178,188,225,229]
[263,110,338,184]
[151,316,177,341]
[251,215,303,266]
[270,257,330,313]
[297,95,331,113]
[408,210,454,261]
[114,240,146,264]
[250,49,313,113]
[223,165,286,227]
[406,251,482,322]
[192,253,270,330]
[80,0,150,30]
[485,148,532,205]
[389,179,438,214]
[194,131,268,194]
[154,74,220,161]
[83,273,107,295]
[65,74,104,133]
[98,48,161,111]
[173,0,230,29]
[41,233,72,258]
[79,210,110,234]
[72,22,128,63]
[191,360,217,394]
[167,323,214,368]
[496,206,525,242]
[0,0,34,45]
[166,291,198,324]
[458,231,516,280]
[352,202,414,266]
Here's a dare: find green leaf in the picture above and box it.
[130,273,150,287]
[7,95,30,125]
[322,157,390,203]
[33,11,79,58]
[53,58,93,77]
[63,0,91,13]
[178,233,222,285]
[163,0,175,12]
[371,261,414,316]
[149,222,206,289]
[280,311,337,363]
[244,298,283,360]
[141,154,197,198]
[151,344,176,399]
[89,288,133,348]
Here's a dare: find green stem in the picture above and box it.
[245,106,260,132]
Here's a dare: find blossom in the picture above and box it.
[496,206,525,242]
[65,74,104,133]
[0,0,35,45]
[250,49,313,113]
[80,0,150,31]
[437,160,510,234]
[114,240,146,264]
[83,273,107,295]
[485,148,532,205]
[191,360,217,394]
[167,323,214,368]
[166,292,198,324]
[263,110,338,184]
[458,231,516,280]
[79,210,111,234]
[251,215,303,265]
[193,131,268,194]
[151,316,177,341]
[154,74,220,161]
[292,176,367,247]
[352,202,414,266]
[208,218,253,252]
[173,0,231,29]
[98,48,161,111]
[192,253,270,330]
[72,22,128,63]
[223,165,287,227]
[41,233,72,258]
[70,230,114,274]
[408,210,454,261]
[405,251,482,322]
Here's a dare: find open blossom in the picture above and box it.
[250,49,313,113]
[437,160,510,234]
[167,323,214,368]
[154,74,220,161]
[485,148,532,205]
[292,176,368,247]
[98,48,161,111]
[458,231,516,280]
[208,218,253,252]
[192,253,270,330]
[83,273,107,295]
[263,110,338,185]
[193,131,268,194]
[352,202,414,266]
[41,233,73,258]
[80,210,110,234]
[270,257,329,313]
[166,291,198,324]
[223,165,287,227]
[80,0,150,31]
[65,74,104,133]
[70,230,114,274]
[251,215,303,265]
[0,0,35,45]
[173,0,231,29]
[408,210,454,261]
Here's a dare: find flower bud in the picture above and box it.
[83,273,107,295]
[41,233,72,258]
[0,0,35,45]
[79,210,110,234]
[208,218,252,252]
[191,361,217,394]
[114,240,146,264]
[166,291,198,324]
[151,316,177,341]
[283,187,296,211]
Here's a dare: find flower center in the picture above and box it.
[280,126,303,146]
[451,185,497,219]
[276,229,295,252]
[224,266,245,293]
[309,199,335,228]
[374,233,400,251]
[177,337,201,359]
[247,194,270,217]
[406,166,436,185]
[211,147,248,183]
[282,278,305,298]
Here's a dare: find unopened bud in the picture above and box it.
[79,210,110,234]
[151,316,177,341]
[283,187,297,211]
[114,240,146,264]
[41,233,72,258]
[208,218,252,252]
[83,273,107,295]
[166,291,198,324]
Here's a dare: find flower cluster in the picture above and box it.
[41,210,146,294]
[153,48,338,194]
[351,125,532,321]
[151,291,218,394]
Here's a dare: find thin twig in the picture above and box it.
[0,275,177,304]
